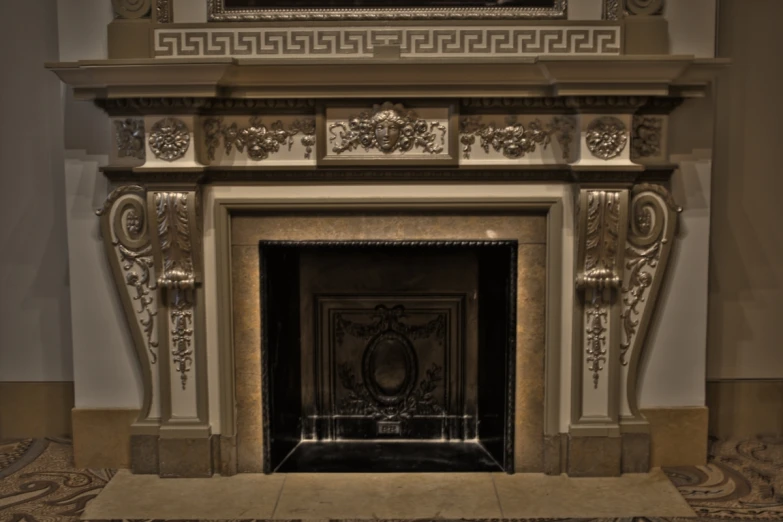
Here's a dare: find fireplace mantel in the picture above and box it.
[48,56,723,99]
[49,48,723,477]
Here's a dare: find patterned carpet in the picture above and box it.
[1,437,782,522]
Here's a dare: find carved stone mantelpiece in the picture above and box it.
[50,47,719,477]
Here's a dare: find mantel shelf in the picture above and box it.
[46,56,728,100]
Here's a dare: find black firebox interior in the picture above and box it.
[260,241,517,473]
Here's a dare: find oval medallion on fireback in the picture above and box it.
[362,331,418,405]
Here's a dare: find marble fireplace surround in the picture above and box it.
[219,191,556,476]
[48,55,723,478]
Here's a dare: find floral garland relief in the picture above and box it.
[204,117,316,161]
[460,115,575,160]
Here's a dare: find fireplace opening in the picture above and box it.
[260,241,517,473]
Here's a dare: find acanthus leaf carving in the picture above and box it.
[329,102,446,155]
[154,191,198,389]
[577,190,622,388]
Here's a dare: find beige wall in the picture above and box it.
[709,0,783,380]
[0,0,74,382]
[707,0,783,436]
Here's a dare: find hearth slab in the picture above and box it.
[275,441,503,472]
[82,468,695,520]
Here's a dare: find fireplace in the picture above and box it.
[49,12,720,474]
[260,240,517,472]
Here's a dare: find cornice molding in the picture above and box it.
[100,165,675,184]
[47,57,728,100]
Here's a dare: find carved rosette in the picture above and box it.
[203,117,316,161]
[631,116,663,160]
[149,118,191,162]
[329,102,446,155]
[586,116,628,160]
[114,118,146,160]
[154,192,198,390]
[96,186,158,423]
[576,190,622,388]
[621,184,681,418]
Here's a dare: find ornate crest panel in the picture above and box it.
[320,102,456,165]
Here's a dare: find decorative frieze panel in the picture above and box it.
[112,118,146,166]
[153,26,622,59]
[631,115,666,163]
[321,103,455,165]
[96,185,160,425]
[620,184,681,422]
[459,115,576,163]
[203,116,316,166]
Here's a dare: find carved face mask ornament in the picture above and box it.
[372,110,404,152]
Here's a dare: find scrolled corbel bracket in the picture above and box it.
[96,185,160,435]
[620,183,682,426]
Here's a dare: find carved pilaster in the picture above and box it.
[96,186,160,435]
[147,187,211,476]
[570,186,629,476]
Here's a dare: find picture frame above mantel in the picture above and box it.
[206,0,567,22]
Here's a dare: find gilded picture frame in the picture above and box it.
[206,0,567,22]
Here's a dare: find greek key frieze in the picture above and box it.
[154,27,622,59]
